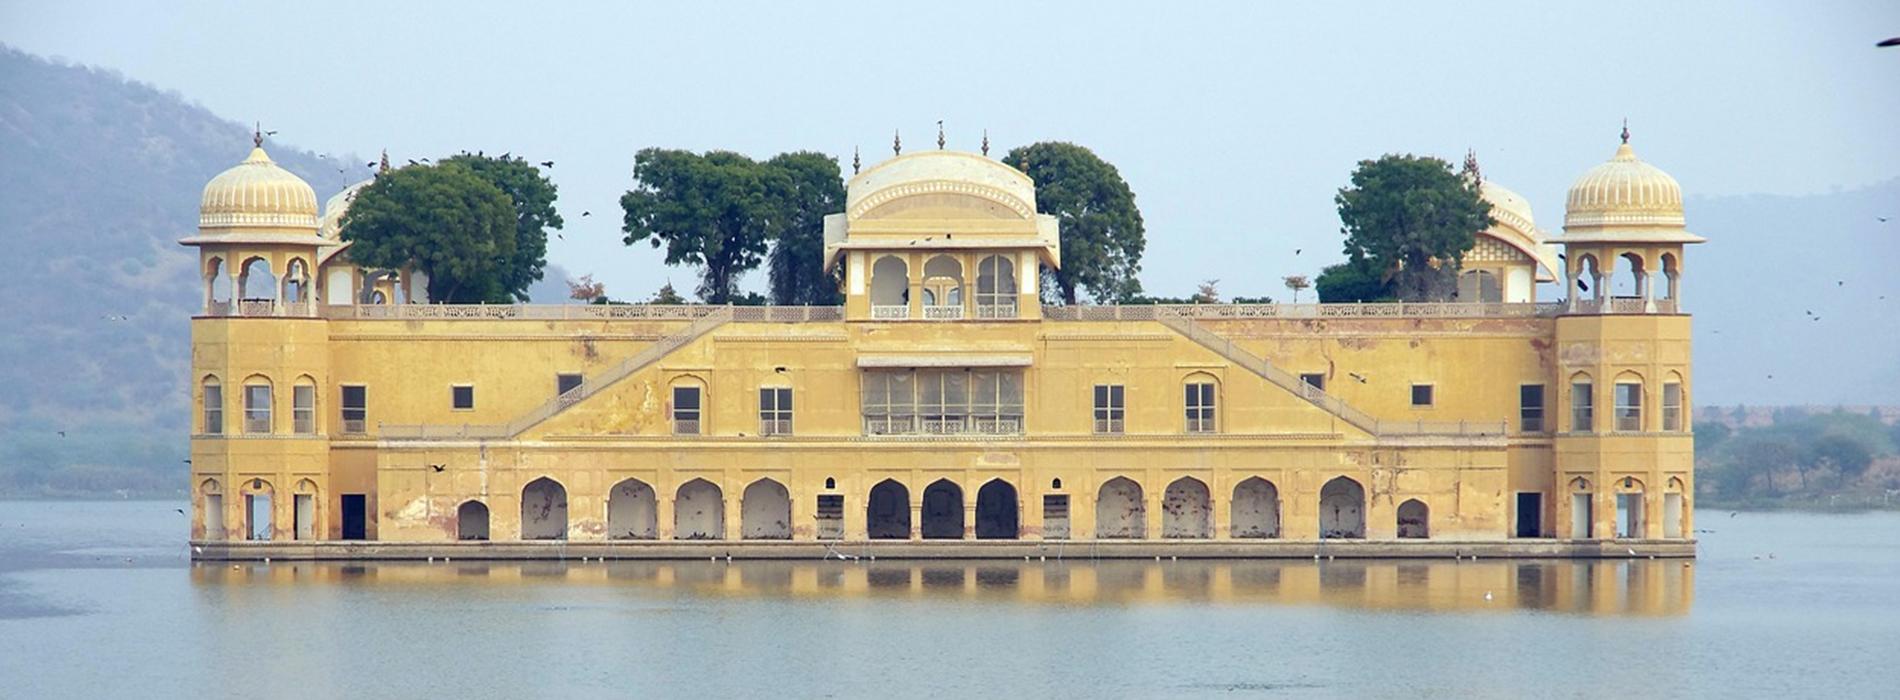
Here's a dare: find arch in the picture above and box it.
[1231,477,1280,538]
[1613,372,1645,432]
[291,375,317,435]
[1162,476,1212,539]
[1319,476,1366,539]
[241,478,274,541]
[1658,252,1680,301]
[870,255,909,308]
[824,477,836,490]
[1094,476,1145,539]
[241,374,273,434]
[1051,478,1062,489]
[283,258,311,304]
[520,477,568,540]
[742,478,792,540]
[457,500,490,540]
[1614,251,1647,299]
[975,254,1017,313]
[974,479,1019,539]
[200,478,225,540]
[922,254,965,309]
[675,478,725,540]
[867,479,910,539]
[201,375,225,435]
[607,478,657,539]
[921,479,964,539]
[1457,269,1502,303]
[1397,499,1430,539]
[204,255,231,310]
[238,256,276,301]
[1573,253,1602,302]
[1614,476,1647,538]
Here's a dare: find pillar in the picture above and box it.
[656,496,675,540]
[1212,483,1232,540]
[1143,488,1163,540]
[844,484,867,540]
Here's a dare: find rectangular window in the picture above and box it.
[1300,373,1325,392]
[293,385,315,435]
[673,386,701,435]
[1662,383,1683,432]
[1185,382,1216,433]
[1571,382,1594,433]
[556,373,583,397]
[244,384,272,434]
[1093,384,1125,434]
[1615,382,1643,432]
[760,387,793,435]
[451,385,475,411]
[1519,384,1545,433]
[341,385,367,434]
[1411,384,1435,408]
[203,384,224,435]
[861,369,1023,435]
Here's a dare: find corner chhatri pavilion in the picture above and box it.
[184,129,1701,559]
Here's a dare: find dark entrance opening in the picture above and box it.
[921,479,964,539]
[816,494,844,539]
[974,480,1019,539]
[1515,492,1543,538]
[867,479,910,539]
[340,494,367,540]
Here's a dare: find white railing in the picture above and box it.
[923,305,965,320]
[672,418,701,436]
[238,300,277,317]
[871,305,910,320]
[1043,302,1565,321]
[321,303,747,321]
[975,304,1018,319]
[862,415,1025,436]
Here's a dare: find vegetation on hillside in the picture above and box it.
[1695,408,1900,509]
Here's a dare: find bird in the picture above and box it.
[1837,281,1844,286]
[540,160,554,168]
[1347,372,1368,383]
[1294,248,1302,255]
[1879,216,1891,223]
[429,464,446,472]
[182,459,191,464]
[407,159,418,166]
[174,508,185,515]
[1880,37,1900,48]
[264,130,278,136]
[1767,374,1774,380]
[1577,279,1590,292]
[366,161,377,168]
[555,233,564,240]
[56,431,65,437]
[581,211,592,217]
[1626,547,1637,556]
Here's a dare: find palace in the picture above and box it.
[184,130,1701,558]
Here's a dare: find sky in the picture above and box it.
[3,1,1898,404]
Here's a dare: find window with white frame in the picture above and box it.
[1570,381,1594,433]
[203,379,224,435]
[1185,381,1216,433]
[1519,384,1545,433]
[1093,384,1125,434]
[1662,382,1683,432]
[672,385,701,435]
[1615,382,1643,432]
[340,385,367,434]
[862,369,1022,435]
[244,382,272,434]
[760,387,792,435]
[293,384,316,435]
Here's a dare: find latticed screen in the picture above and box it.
[863,369,1022,435]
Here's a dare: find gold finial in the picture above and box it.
[937,120,945,149]
[1620,118,1630,145]
[253,122,263,148]
[893,129,901,156]
[852,146,860,175]
[981,129,990,157]
[378,149,390,174]
[1463,148,1481,186]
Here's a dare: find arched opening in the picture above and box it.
[457,500,490,540]
[1397,499,1430,539]
[607,478,657,539]
[238,256,276,303]
[675,478,725,540]
[1614,252,1646,300]
[1656,253,1679,302]
[867,479,910,539]
[242,478,274,541]
[870,255,909,317]
[242,376,273,434]
[204,256,230,313]
[1664,477,1687,539]
[1615,477,1646,539]
[1319,476,1366,539]
[1573,254,1602,303]
[1457,269,1502,303]
[292,478,318,541]
[824,477,836,490]
[1162,477,1211,539]
[291,376,316,435]
[1094,477,1144,539]
[200,478,224,540]
[974,479,1019,539]
[1231,477,1280,538]
[1569,477,1595,539]
[520,477,568,540]
[975,254,1017,317]
[201,375,224,435]
[283,258,310,305]
[742,479,792,540]
[922,255,965,317]
[921,479,964,539]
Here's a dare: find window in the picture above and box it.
[760,387,792,435]
[1411,384,1435,408]
[1662,382,1683,432]
[975,255,1018,318]
[451,385,475,411]
[1570,382,1594,433]
[1519,384,1545,433]
[1615,382,1643,432]
[673,386,701,435]
[244,383,272,434]
[203,380,224,435]
[862,369,1023,435]
[293,385,316,435]
[341,385,367,434]
[1300,373,1325,391]
[1185,381,1216,433]
[1093,384,1125,434]
[556,373,583,397]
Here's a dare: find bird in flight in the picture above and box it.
[430,464,446,473]
[581,211,591,217]
[56,431,66,437]
[1879,37,1900,48]
[264,130,278,136]
[1347,372,1368,383]
[540,160,555,168]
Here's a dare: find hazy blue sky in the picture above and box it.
[6,1,1896,303]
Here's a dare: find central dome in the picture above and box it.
[845,150,1038,221]
[200,146,319,230]
[1563,141,1683,229]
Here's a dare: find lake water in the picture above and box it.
[1,501,1896,698]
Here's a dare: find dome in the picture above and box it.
[319,178,373,240]
[1563,141,1683,229]
[1480,180,1537,238]
[845,150,1038,221]
[199,146,319,230]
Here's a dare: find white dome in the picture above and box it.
[320,178,373,240]
[1564,142,1684,229]
[199,146,319,231]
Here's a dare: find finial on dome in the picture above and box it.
[1620,118,1629,145]
[981,129,990,157]
[937,120,945,150]
[1463,148,1481,186]
[852,146,860,175]
[893,129,901,156]
[253,122,263,148]
[378,149,390,175]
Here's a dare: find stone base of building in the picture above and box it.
[191,538,1696,561]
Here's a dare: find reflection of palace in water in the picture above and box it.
[184,126,1701,557]
[195,559,1693,616]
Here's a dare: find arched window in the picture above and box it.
[1614,372,1644,432]
[870,255,909,318]
[238,256,276,303]
[201,376,224,435]
[1614,252,1647,300]
[975,254,1017,318]
[1657,253,1679,302]
[1183,373,1217,433]
[1569,372,1594,433]
[1573,254,1602,304]
[1397,499,1429,538]
[243,376,273,434]
[205,256,230,314]
[1457,269,1502,303]
[922,255,964,318]
[292,376,317,435]
[283,258,310,305]
[1662,373,1685,432]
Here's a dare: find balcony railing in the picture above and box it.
[201,299,319,318]
[975,304,1018,319]
[863,415,1024,436]
[672,418,701,436]
[760,419,793,436]
[1044,302,1565,321]
[923,305,965,320]
[871,305,910,320]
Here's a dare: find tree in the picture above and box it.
[620,149,784,304]
[1192,279,1220,304]
[341,163,517,303]
[440,152,562,301]
[1333,154,1492,301]
[1314,254,1395,302]
[567,274,606,303]
[651,281,687,305]
[1806,433,1874,485]
[1005,142,1146,304]
[764,151,845,305]
[1283,275,1311,303]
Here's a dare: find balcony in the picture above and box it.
[923,305,965,320]
[975,304,1018,319]
[201,299,317,318]
[871,305,910,320]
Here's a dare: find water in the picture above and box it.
[1,502,1896,698]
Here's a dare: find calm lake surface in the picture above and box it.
[1,502,1896,698]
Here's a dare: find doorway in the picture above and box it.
[341,494,367,540]
[1515,492,1543,538]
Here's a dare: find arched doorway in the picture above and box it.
[742,479,792,540]
[457,500,490,540]
[870,256,909,317]
[1095,477,1144,539]
[1615,477,1646,539]
[921,479,964,539]
[1231,477,1280,538]
[520,477,568,540]
[974,479,1019,539]
[1397,499,1429,539]
[1162,477,1211,539]
[242,478,274,541]
[607,478,657,539]
[675,478,725,540]
[1319,476,1365,539]
[867,479,910,539]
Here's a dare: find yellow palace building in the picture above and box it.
[183,130,1701,559]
